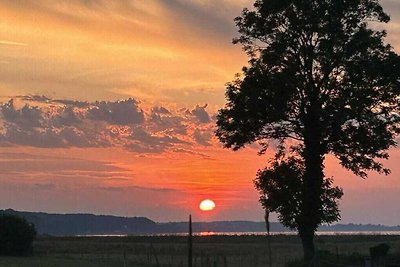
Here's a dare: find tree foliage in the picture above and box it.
[0,214,37,256]
[217,0,400,177]
[254,154,343,231]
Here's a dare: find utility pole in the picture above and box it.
[188,214,193,267]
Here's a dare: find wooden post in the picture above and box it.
[189,214,193,267]
[123,250,127,267]
[265,211,272,267]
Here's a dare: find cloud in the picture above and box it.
[88,99,145,125]
[126,127,188,153]
[99,185,179,193]
[53,106,83,126]
[0,96,216,155]
[0,152,127,174]
[18,95,51,102]
[52,99,90,108]
[193,128,212,146]
[1,99,43,129]
[171,148,212,159]
[149,108,187,135]
[98,186,124,192]
[2,126,70,148]
[57,127,95,147]
[191,105,211,123]
[0,98,110,148]
[0,40,27,46]
[152,106,171,115]
[158,0,239,41]
[34,183,56,190]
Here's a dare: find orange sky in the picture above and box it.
[1,0,400,224]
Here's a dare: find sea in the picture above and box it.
[78,231,400,237]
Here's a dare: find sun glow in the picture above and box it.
[199,199,216,211]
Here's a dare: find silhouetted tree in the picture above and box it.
[216,0,400,264]
[0,214,37,256]
[254,153,343,236]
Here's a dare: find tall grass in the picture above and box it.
[0,235,399,267]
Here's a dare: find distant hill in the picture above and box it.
[0,209,156,236]
[319,223,400,232]
[1,209,399,236]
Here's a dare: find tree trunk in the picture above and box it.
[299,229,315,264]
[300,147,323,263]
[300,96,325,265]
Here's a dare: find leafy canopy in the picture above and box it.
[0,214,36,256]
[216,0,400,178]
[254,155,343,230]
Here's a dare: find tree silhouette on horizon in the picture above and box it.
[216,0,400,265]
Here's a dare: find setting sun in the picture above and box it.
[199,199,216,211]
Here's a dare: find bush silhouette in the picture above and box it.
[0,214,36,256]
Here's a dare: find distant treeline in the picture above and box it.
[1,209,399,236]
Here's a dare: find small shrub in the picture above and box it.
[0,214,37,256]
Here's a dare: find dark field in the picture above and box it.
[1,234,400,267]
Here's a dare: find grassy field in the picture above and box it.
[1,234,400,267]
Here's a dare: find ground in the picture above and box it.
[1,235,400,267]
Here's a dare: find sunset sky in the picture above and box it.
[1,0,400,225]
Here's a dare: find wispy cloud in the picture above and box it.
[1,0,397,106]
[34,183,55,190]
[0,152,127,174]
[0,40,27,46]
[0,0,247,104]
[98,185,179,193]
